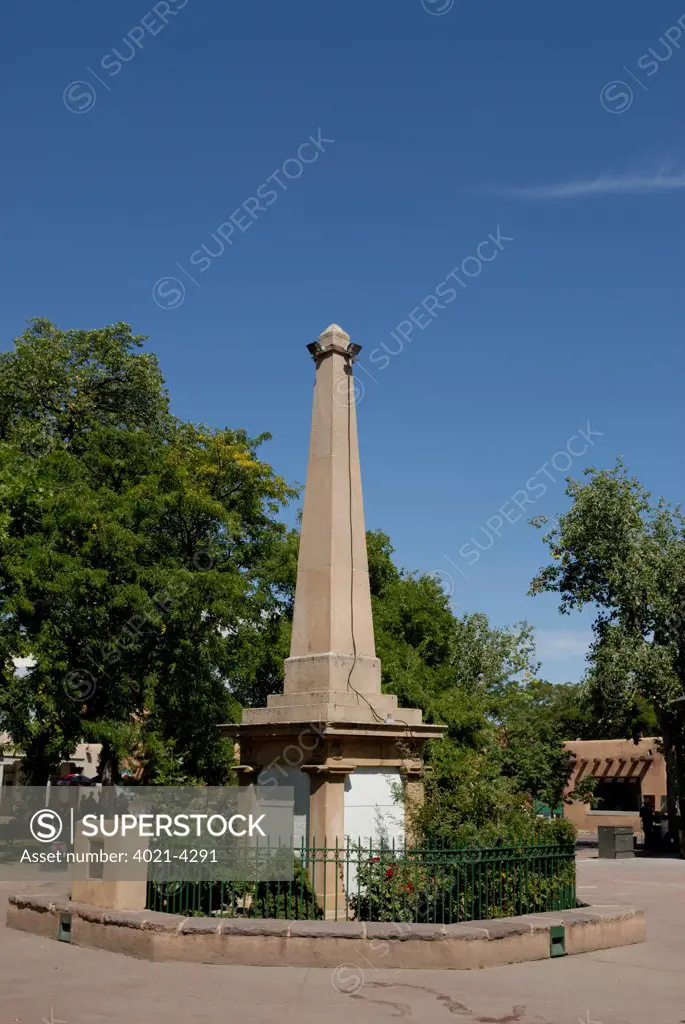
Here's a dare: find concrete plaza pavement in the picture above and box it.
[1,854,683,1024]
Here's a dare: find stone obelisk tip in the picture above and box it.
[320,323,350,342]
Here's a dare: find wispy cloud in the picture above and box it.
[498,167,685,200]
[535,629,592,662]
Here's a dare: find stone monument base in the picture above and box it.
[221,717,444,918]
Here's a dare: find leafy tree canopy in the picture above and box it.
[530,459,685,836]
[365,532,579,842]
[0,320,296,783]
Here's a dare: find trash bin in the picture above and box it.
[598,825,635,859]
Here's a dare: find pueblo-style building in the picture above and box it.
[0,734,101,796]
[220,325,445,901]
[563,736,667,835]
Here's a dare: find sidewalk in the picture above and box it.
[1,856,683,1024]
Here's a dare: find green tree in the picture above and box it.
[497,678,592,811]
[530,459,685,849]
[0,320,296,783]
[366,532,577,843]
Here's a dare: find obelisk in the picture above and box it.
[221,325,445,913]
[285,324,379,700]
[245,324,417,725]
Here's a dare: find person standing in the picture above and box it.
[640,799,654,851]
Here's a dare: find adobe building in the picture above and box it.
[220,325,445,909]
[563,736,667,835]
[0,734,100,809]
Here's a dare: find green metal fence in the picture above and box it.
[146,838,576,923]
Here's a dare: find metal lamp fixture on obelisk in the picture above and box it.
[220,325,445,913]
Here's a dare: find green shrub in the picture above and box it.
[147,858,322,919]
[416,804,576,849]
[348,829,576,924]
[252,859,322,920]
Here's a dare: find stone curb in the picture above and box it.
[5,896,645,969]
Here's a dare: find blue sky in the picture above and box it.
[2,0,683,683]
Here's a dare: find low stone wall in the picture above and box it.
[6,894,645,969]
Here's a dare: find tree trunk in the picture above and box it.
[97,741,119,786]
[662,713,685,857]
[665,744,679,842]
[672,731,685,857]
[20,733,59,785]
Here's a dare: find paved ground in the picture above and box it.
[1,855,684,1024]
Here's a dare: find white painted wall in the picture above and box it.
[251,764,405,855]
[256,765,309,849]
[344,767,404,848]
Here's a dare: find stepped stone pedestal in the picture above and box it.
[220,324,445,917]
